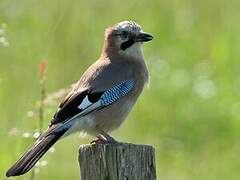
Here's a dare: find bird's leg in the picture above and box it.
[101,131,118,144]
[90,131,118,144]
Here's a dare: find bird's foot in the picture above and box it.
[90,138,106,144]
[90,137,118,145]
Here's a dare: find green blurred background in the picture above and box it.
[1,0,240,179]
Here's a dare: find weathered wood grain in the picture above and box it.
[79,143,156,180]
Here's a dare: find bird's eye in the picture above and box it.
[120,31,128,39]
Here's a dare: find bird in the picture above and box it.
[6,20,153,177]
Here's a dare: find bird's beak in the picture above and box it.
[135,32,153,42]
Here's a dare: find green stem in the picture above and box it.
[29,72,46,180]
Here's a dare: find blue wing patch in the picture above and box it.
[100,79,134,106]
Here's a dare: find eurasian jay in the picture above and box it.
[6,21,153,177]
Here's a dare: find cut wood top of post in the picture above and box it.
[80,142,155,150]
[79,143,156,180]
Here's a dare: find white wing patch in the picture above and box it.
[78,96,92,109]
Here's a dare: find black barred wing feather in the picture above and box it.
[100,79,134,106]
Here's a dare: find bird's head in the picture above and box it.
[102,21,153,59]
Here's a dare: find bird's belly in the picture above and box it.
[62,99,134,138]
[91,98,135,133]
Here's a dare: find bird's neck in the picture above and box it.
[100,38,117,59]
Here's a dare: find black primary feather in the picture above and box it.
[52,90,104,125]
[88,92,103,103]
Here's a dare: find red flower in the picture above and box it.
[39,62,46,74]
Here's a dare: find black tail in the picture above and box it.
[6,133,62,177]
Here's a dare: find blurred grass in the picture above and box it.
[1,0,240,179]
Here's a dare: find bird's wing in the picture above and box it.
[49,79,134,134]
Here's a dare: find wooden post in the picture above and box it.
[79,143,156,180]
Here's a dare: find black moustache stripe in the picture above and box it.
[120,39,135,50]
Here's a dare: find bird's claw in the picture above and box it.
[90,138,106,144]
[90,138,118,145]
